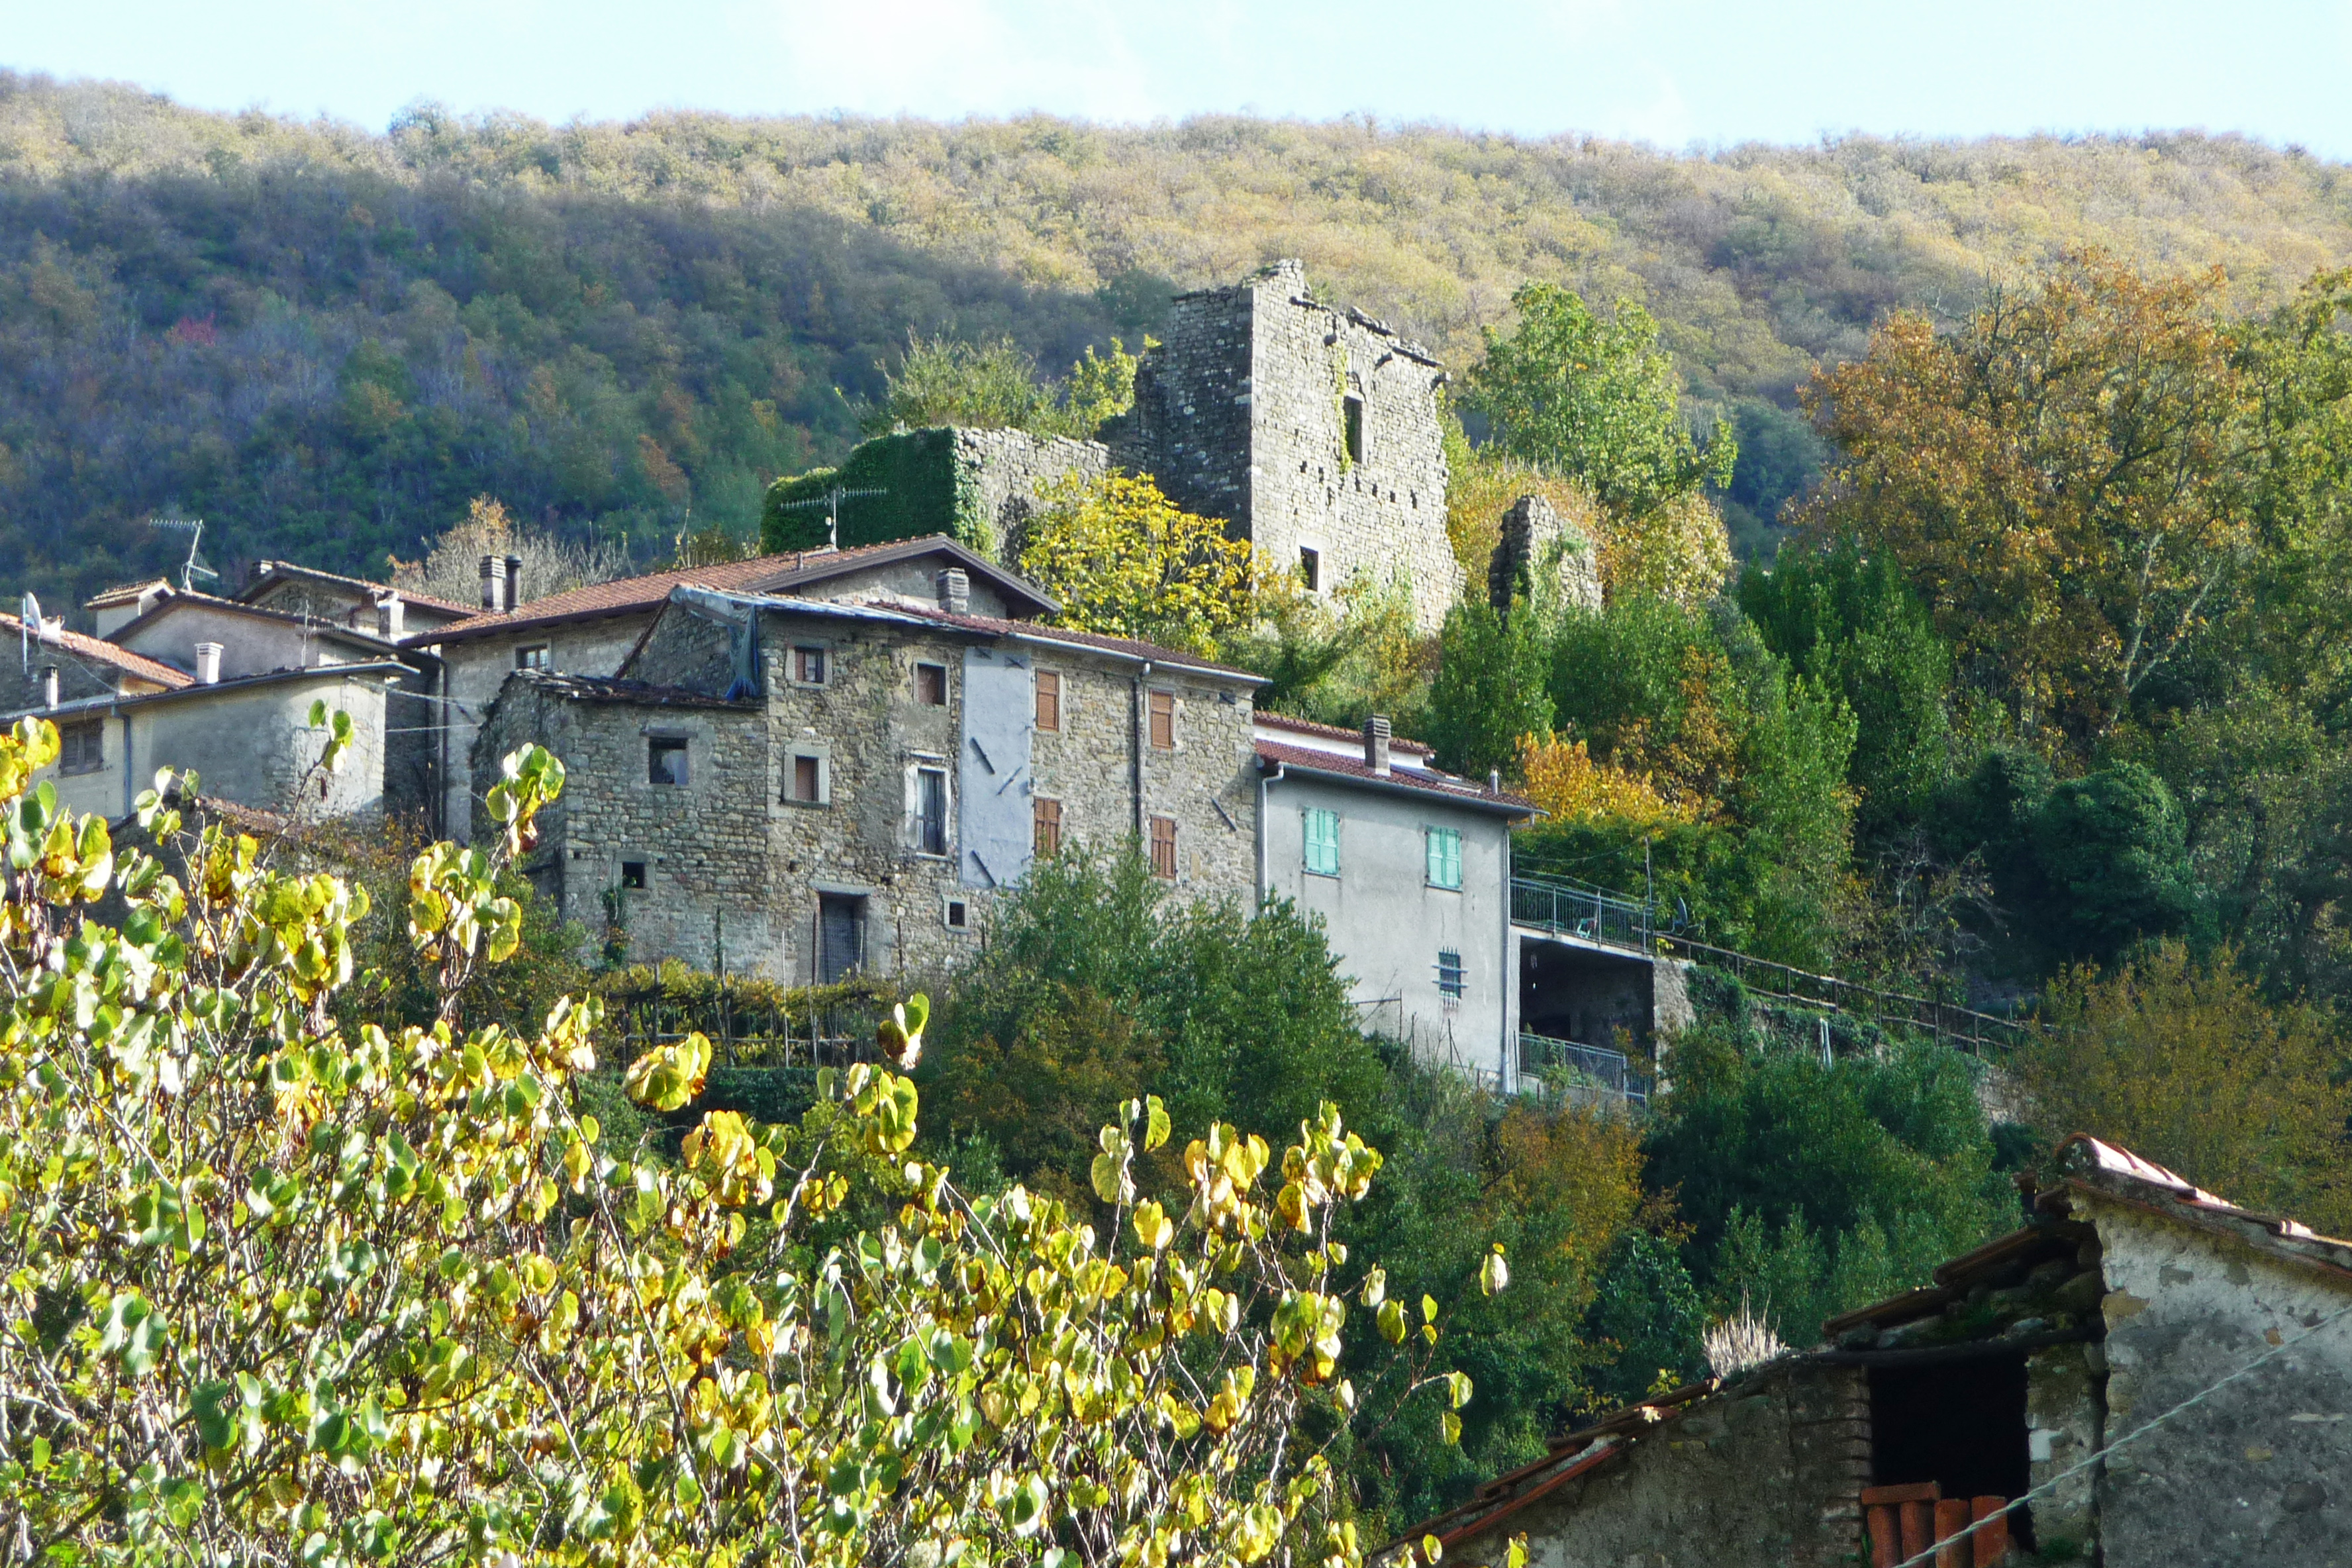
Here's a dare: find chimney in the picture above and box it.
[40,665,58,711]
[194,642,222,685]
[1364,715,1392,776]
[503,556,524,612]
[375,594,405,640]
[480,555,503,612]
[937,568,970,614]
[1490,769,1502,795]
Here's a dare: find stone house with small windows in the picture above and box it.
[469,571,1261,985]
[1254,712,1534,1075]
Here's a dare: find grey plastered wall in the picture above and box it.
[1262,770,1513,1073]
[1444,1364,1871,1568]
[958,644,1034,891]
[113,601,382,681]
[2087,1195,2352,1564]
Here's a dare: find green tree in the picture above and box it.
[2033,763,2201,963]
[1461,282,1735,518]
[1641,1024,2013,1343]
[1426,599,1553,780]
[863,332,1061,434]
[1740,542,1955,841]
[0,720,1483,1565]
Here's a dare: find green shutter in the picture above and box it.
[1304,809,1340,875]
[1427,827,1461,889]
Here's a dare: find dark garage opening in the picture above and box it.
[1870,1355,2035,1549]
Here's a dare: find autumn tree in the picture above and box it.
[0,719,1489,1564]
[1801,250,2253,752]
[1020,471,1257,654]
[391,494,634,607]
[2020,942,2352,1233]
[867,332,1147,440]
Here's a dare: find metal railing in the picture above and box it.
[1516,1032,1651,1112]
[1510,874,1655,954]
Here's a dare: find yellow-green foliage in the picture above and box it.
[0,716,1485,1563]
[1020,471,1258,654]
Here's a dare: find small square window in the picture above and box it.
[648,737,689,787]
[1436,948,1465,999]
[619,860,647,890]
[944,898,969,930]
[794,646,828,685]
[1426,826,1463,890]
[915,662,948,706]
[1148,814,1177,879]
[58,720,103,775]
[1298,546,1320,592]
[1148,690,1175,751]
[1342,394,1365,464]
[1303,808,1340,877]
[515,644,550,671]
[1036,669,1061,732]
[791,754,823,804]
[1034,796,1063,857]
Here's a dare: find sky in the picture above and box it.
[6,0,2352,157]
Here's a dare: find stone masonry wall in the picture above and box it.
[1114,260,1461,633]
[954,428,1111,564]
[1490,495,1602,614]
[1445,1363,1871,1568]
[2087,1195,2352,1565]
[436,614,659,842]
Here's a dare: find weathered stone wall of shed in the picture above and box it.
[434,613,658,841]
[2088,1197,2352,1565]
[954,428,1111,563]
[1446,1365,1871,1568]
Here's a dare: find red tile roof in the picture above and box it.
[415,536,1053,645]
[1255,738,1535,812]
[0,612,192,689]
[877,601,1263,680]
[85,579,173,609]
[1254,710,1435,755]
[244,562,474,617]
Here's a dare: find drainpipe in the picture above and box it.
[1255,759,1284,913]
[120,707,134,819]
[1131,660,1153,841]
[1500,819,1515,1093]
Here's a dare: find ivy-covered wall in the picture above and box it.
[761,427,969,552]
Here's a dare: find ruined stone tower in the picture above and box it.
[1108,260,1463,632]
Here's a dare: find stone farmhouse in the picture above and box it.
[1393,1134,2352,1568]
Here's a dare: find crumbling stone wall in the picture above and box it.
[1490,495,1602,614]
[1443,1363,1871,1568]
[2085,1195,2352,1565]
[1113,260,1461,632]
[954,428,1110,563]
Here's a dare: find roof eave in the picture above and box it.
[1257,754,1536,818]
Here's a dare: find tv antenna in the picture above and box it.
[777,485,887,550]
[150,516,220,593]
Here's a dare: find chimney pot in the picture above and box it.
[503,556,524,612]
[194,642,222,685]
[1364,714,1393,775]
[375,594,405,640]
[40,665,58,711]
[1490,769,1502,794]
[937,568,971,614]
[480,556,502,612]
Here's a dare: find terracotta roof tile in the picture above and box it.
[245,562,474,617]
[416,536,1051,645]
[1255,738,1535,811]
[1255,709,1435,755]
[873,602,1263,679]
[0,612,192,689]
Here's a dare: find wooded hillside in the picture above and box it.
[6,70,2352,607]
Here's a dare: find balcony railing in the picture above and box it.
[1510,874,1655,954]
[1517,1032,1651,1112]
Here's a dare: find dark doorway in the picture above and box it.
[816,894,865,983]
[1870,1355,2035,1549]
